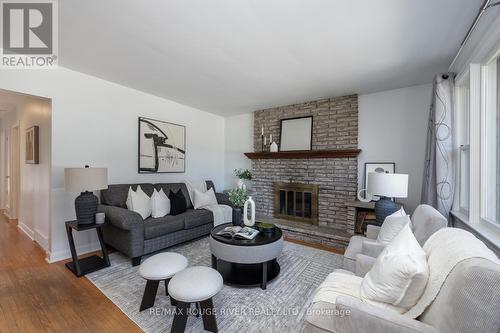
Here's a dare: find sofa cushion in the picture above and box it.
[101,183,154,208]
[411,204,447,246]
[127,185,152,219]
[193,188,218,209]
[361,224,429,310]
[155,183,192,208]
[180,209,213,229]
[169,189,188,215]
[377,214,411,244]
[144,215,184,239]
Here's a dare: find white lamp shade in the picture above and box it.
[64,167,108,192]
[367,172,408,198]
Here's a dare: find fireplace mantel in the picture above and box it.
[244,149,361,160]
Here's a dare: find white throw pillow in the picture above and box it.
[193,188,218,209]
[361,224,429,310]
[126,185,152,219]
[377,211,411,244]
[151,189,171,218]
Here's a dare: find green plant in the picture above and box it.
[234,168,252,180]
[228,188,249,208]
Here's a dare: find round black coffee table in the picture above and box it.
[209,223,283,289]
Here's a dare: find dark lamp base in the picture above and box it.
[374,197,398,225]
[75,191,98,224]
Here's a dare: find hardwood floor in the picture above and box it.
[0,210,345,333]
[0,213,141,333]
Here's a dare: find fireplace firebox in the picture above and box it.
[273,182,319,225]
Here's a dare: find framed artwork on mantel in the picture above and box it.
[279,116,313,151]
[138,117,186,173]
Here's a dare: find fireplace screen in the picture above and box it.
[274,182,318,225]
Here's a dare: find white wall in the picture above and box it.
[358,83,432,213]
[0,95,52,251]
[0,68,225,262]
[20,98,52,250]
[224,113,253,189]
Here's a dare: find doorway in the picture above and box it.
[4,125,20,220]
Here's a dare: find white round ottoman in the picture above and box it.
[138,252,188,311]
[168,266,223,333]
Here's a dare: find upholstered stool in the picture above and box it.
[138,252,188,311]
[168,266,223,333]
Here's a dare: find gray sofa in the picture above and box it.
[98,180,237,266]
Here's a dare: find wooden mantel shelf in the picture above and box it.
[244,149,361,159]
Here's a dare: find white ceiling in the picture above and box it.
[59,0,482,116]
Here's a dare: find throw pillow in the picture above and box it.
[151,189,171,218]
[361,224,429,310]
[377,213,411,244]
[193,188,218,209]
[169,189,187,215]
[127,185,152,219]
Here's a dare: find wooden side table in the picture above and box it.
[65,220,110,277]
[346,201,403,235]
[346,201,379,235]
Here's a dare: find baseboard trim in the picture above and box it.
[34,228,49,251]
[46,242,102,263]
[18,221,34,240]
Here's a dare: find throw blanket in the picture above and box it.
[404,227,500,318]
[185,181,232,226]
[202,205,232,227]
[313,270,406,314]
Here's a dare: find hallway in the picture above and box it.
[0,213,141,332]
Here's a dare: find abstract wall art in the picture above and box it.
[138,117,186,173]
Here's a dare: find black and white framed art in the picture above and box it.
[138,117,186,173]
[363,162,396,189]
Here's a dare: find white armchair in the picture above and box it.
[307,233,500,333]
[343,204,447,275]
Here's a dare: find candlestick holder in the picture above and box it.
[261,134,264,152]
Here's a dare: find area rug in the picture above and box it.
[86,237,343,332]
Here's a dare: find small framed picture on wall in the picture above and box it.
[364,162,395,189]
[26,126,39,164]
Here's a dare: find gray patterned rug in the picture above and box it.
[86,237,343,332]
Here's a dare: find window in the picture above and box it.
[456,83,470,215]
[481,57,499,225]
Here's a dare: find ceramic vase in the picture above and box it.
[243,196,255,227]
[270,141,278,152]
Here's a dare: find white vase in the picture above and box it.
[237,179,247,190]
[270,141,278,152]
[243,196,255,227]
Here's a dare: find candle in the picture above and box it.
[261,126,264,135]
[270,134,273,142]
[264,136,267,145]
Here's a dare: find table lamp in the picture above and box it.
[64,166,108,224]
[367,172,408,224]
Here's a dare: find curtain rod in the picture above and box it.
[449,0,500,69]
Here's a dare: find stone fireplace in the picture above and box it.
[249,95,359,239]
[274,182,319,225]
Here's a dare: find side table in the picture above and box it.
[65,221,110,277]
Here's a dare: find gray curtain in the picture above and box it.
[421,73,455,218]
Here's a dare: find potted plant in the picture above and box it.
[228,188,248,226]
[234,168,252,190]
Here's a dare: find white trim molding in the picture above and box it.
[468,64,482,223]
[34,228,49,251]
[46,242,101,264]
[17,221,34,240]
